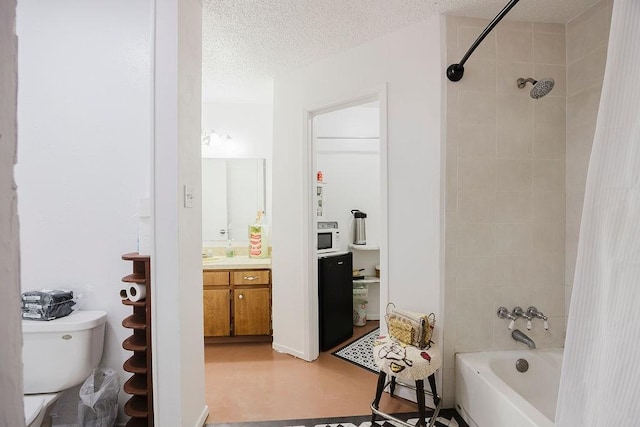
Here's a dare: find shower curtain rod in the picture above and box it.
[446,0,521,82]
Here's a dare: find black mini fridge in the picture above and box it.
[318,252,353,351]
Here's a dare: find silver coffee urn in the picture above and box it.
[351,209,367,245]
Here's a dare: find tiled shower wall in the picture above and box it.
[443,16,567,405]
[565,0,613,313]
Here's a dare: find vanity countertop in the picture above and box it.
[202,255,271,270]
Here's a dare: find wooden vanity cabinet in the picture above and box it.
[203,268,272,342]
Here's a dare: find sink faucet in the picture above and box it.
[512,329,536,349]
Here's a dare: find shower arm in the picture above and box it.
[446,0,521,82]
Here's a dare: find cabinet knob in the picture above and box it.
[238,294,244,299]
[243,276,257,281]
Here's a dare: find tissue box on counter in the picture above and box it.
[21,289,76,320]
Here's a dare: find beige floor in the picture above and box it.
[204,321,417,423]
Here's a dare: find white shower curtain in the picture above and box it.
[556,1,640,425]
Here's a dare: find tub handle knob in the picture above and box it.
[497,306,517,329]
[527,306,549,330]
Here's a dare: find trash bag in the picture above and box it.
[77,368,119,427]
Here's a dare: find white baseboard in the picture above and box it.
[272,342,307,360]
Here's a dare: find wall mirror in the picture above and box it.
[202,158,266,243]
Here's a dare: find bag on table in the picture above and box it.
[385,303,435,349]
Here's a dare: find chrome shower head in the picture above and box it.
[517,77,555,99]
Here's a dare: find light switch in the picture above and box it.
[184,184,194,208]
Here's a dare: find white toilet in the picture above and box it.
[22,310,107,427]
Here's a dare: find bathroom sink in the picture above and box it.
[202,255,225,264]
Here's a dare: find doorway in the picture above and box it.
[304,88,389,362]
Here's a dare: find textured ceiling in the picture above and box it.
[202,0,600,103]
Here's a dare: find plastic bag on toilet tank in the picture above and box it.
[77,368,119,427]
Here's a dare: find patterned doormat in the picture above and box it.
[332,328,380,373]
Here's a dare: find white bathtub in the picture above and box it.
[455,349,563,427]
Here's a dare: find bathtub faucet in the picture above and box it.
[512,329,536,349]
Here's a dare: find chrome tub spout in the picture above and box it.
[512,329,536,349]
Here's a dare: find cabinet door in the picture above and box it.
[203,287,231,336]
[233,287,271,336]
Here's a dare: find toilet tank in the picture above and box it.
[22,310,107,394]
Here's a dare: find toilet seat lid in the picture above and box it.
[24,396,44,425]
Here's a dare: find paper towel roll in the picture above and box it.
[127,284,146,302]
[119,288,129,300]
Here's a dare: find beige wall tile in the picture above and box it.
[458,125,496,159]
[566,190,586,226]
[459,91,497,125]
[498,20,533,32]
[567,45,608,97]
[442,368,456,408]
[456,59,496,92]
[534,159,565,191]
[446,147,458,212]
[458,190,495,223]
[497,159,532,191]
[567,1,613,64]
[493,317,525,350]
[566,154,591,193]
[566,121,596,159]
[497,29,533,63]
[497,61,534,94]
[458,26,496,60]
[533,254,565,286]
[567,0,613,28]
[534,125,565,159]
[497,93,533,130]
[531,286,565,317]
[456,256,496,289]
[528,316,565,348]
[456,317,494,351]
[495,191,532,223]
[534,96,566,129]
[456,288,494,320]
[495,255,532,286]
[533,191,565,224]
[534,32,566,65]
[566,85,602,126]
[495,223,533,256]
[457,222,495,256]
[458,157,496,191]
[498,124,533,159]
[534,22,564,34]
[533,222,565,254]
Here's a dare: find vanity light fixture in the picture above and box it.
[201,129,233,146]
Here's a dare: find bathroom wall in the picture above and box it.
[16,0,153,422]
[0,0,24,424]
[565,0,613,312]
[272,17,444,361]
[444,16,567,405]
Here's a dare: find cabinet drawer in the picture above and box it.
[232,270,270,285]
[203,271,230,286]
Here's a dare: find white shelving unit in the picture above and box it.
[349,243,380,251]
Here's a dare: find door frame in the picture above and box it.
[302,85,388,361]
